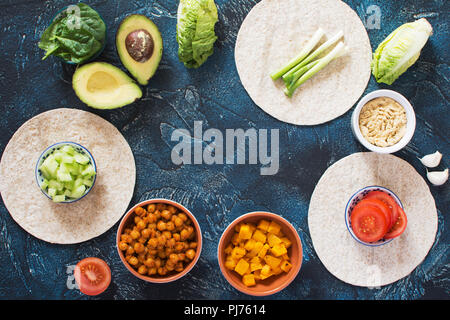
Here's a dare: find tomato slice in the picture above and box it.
[350,202,389,243]
[357,198,392,231]
[74,257,111,296]
[364,191,399,230]
[384,205,407,239]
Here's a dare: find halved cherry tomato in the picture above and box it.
[365,191,399,230]
[357,198,392,231]
[350,203,389,243]
[74,257,111,296]
[384,205,407,239]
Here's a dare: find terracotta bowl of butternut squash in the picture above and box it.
[218,212,302,296]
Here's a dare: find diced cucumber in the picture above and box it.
[71,185,86,199]
[74,153,90,165]
[61,154,74,164]
[41,179,49,190]
[47,187,57,197]
[48,179,64,191]
[57,170,73,182]
[83,177,94,187]
[81,164,95,177]
[74,177,84,189]
[53,195,66,203]
[40,155,59,179]
[61,145,75,155]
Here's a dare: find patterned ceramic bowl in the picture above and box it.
[345,186,403,247]
[35,141,97,203]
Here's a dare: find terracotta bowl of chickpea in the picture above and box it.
[117,199,202,283]
[218,212,302,296]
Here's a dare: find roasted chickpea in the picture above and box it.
[137,220,147,230]
[167,205,177,214]
[147,267,156,276]
[148,238,158,248]
[121,234,132,243]
[161,210,172,220]
[126,246,135,256]
[147,204,156,213]
[185,249,196,260]
[135,206,146,216]
[180,228,190,241]
[148,213,157,223]
[156,203,166,211]
[178,213,188,222]
[175,262,184,272]
[157,220,167,231]
[141,228,151,238]
[134,242,145,254]
[158,267,168,276]
[138,265,147,275]
[166,221,175,231]
[129,256,139,266]
[174,217,183,228]
[130,230,140,240]
[162,231,172,239]
[172,233,181,241]
[118,241,128,251]
[189,242,198,249]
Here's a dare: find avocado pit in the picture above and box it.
[125,29,154,63]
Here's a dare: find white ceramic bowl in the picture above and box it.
[345,186,403,247]
[35,141,97,203]
[351,89,416,154]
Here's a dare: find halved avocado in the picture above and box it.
[72,62,142,109]
[116,15,163,85]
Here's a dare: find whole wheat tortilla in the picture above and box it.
[308,152,438,287]
[0,108,136,244]
[235,0,372,125]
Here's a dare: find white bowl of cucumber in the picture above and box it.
[35,142,97,203]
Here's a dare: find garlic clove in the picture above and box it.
[419,151,442,168]
[427,168,448,186]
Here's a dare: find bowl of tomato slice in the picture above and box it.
[345,186,408,247]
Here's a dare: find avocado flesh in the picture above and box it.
[72,62,142,109]
[116,15,163,85]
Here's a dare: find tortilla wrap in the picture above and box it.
[0,108,136,244]
[308,152,438,287]
[235,0,372,125]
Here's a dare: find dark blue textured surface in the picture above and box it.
[0,0,448,299]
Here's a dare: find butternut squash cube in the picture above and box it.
[224,244,233,255]
[257,219,270,232]
[267,233,282,247]
[253,270,261,280]
[225,258,237,270]
[231,247,246,260]
[271,243,287,257]
[280,260,292,273]
[244,238,256,251]
[250,257,263,272]
[242,274,256,287]
[238,224,253,240]
[231,233,240,246]
[258,244,270,258]
[252,229,267,243]
[260,264,273,280]
[234,258,250,276]
[267,221,281,235]
[264,255,281,269]
[234,222,243,233]
[247,241,264,258]
[272,265,283,275]
[280,237,292,249]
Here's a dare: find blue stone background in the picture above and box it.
[0,0,448,299]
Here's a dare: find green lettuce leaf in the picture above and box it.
[371,18,432,85]
[176,0,218,68]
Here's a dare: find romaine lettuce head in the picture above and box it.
[371,18,432,85]
[176,0,218,68]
